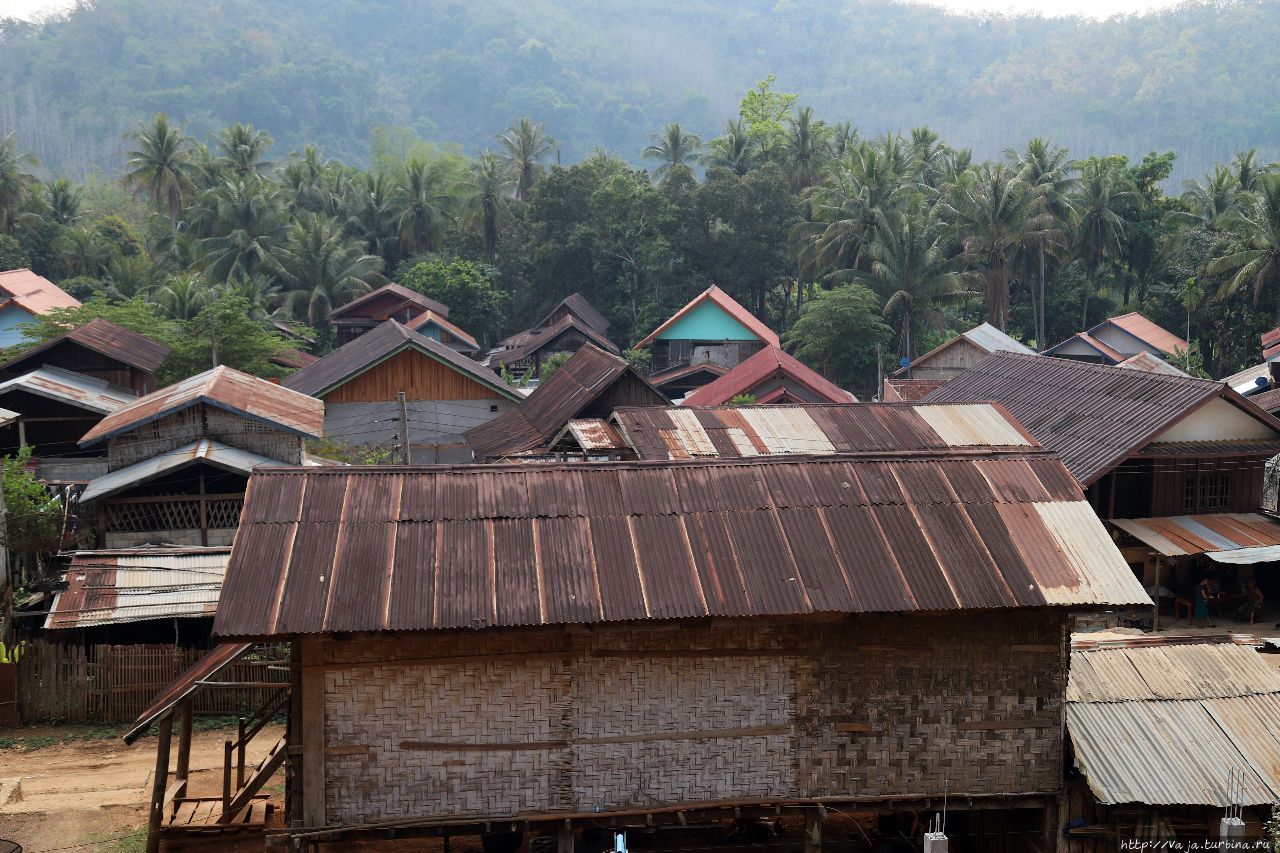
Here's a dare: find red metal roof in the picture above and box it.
[212,450,1149,640]
[80,365,325,445]
[1105,312,1189,355]
[0,268,80,315]
[1044,331,1126,363]
[0,318,171,375]
[329,283,448,321]
[682,346,855,406]
[1263,327,1280,360]
[636,285,780,349]
[465,344,667,459]
[882,378,947,402]
[923,351,1280,485]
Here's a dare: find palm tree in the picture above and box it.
[271,213,383,327]
[941,163,1038,330]
[497,118,556,201]
[461,153,516,257]
[908,126,948,188]
[192,177,286,283]
[1008,138,1076,346]
[215,274,286,322]
[0,132,39,234]
[643,123,702,184]
[123,115,194,227]
[830,122,858,159]
[782,108,831,192]
[217,123,274,178]
[54,227,114,278]
[1208,173,1280,322]
[151,271,211,321]
[705,119,756,176]
[45,178,81,226]
[1073,157,1132,326]
[1178,165,1238,228]
[855,199,973,361]
[394,157,452,255]
[344,171,398,259]
[803,142,908,283]
[1232,149,1266,193]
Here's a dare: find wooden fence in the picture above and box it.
[13,642,288,724]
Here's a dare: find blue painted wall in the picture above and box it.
[0,305,35,348]
[657,300,760,341]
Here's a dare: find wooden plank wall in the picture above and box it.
[323,349,503,403]
[15,642,289,724]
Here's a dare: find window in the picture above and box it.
[1184,473,1231,512]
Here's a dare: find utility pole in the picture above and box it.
[396,391,411,464]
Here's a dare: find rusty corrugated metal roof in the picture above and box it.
[80,365,324,446]
[1105,312,1189,356]
[1110,513,1280,558]
[465,344,667,459]
[556,418,628,452]
[1115,350,1189,377]
[882,378,947,402]
[329,283,448,321]
[0,365,136,413]
[922,351,1280,485]
[122,642,257,744]
[681,346,856,406]
[213,449,1149,640]
[405,310,480,352]
[0,318,171,375]
[79,438,287,503]
[1068,639,1280,806]
[613,403,1033,460]
[488,315,619,367]
[45,546,231,630]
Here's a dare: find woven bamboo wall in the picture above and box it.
[313,611,1065,825]
[107,405,304,470]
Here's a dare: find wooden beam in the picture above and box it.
[174,699,192,790]
[300,638,326,828]
[146,714,173,853]
[804,808,824,853]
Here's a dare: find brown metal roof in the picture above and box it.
[1105,312,1189,356]
[0,318,171,375]
[465,344,667,459]
[534,292,610,335]
[329,283,447,321]
[122,643,255,744]
[213,449,1150,640]
[681,346,856,406]
[488,315,619,367]
[281,320,517,400]
[80,365,325,446]
[922,351,1280,485]
[613,403,1035,460]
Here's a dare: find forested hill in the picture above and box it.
[1,0,1277,180]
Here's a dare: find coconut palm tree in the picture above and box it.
[1008,138,1076,346]
[344,171,398,259]
[1232,149,1266,193]
[215,274,287,322]
[394,157,452,255]
[123,115,194,227]
[192,177,286,283]
[461,153,516,257]
[855,199,973,361]
[1208,173,1280,322]
[1178,165,1239,228]
[907,126,948,188]
[643,123,702,184]
[45,178,81,226]
[497,118,556,201]
[782,108,831,192]
[271,213,383,327]
[941,163,1038,330]
[151,272,211,321]
[803,143,909,283]
[1073,157,1132,326]
[705,119,756,176]
[216,123,274,178]
[830,122,859,159]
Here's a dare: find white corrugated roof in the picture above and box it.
[80,439,285,503]
[0,365,135,413]
[962,322,1036,355]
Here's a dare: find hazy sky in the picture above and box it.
[1,0,1188,21]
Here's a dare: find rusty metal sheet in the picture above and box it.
[0,365,136,415]
[961,503,1044,607]
[435,520,493,630]
[327,522,395,632]
[723,510,809,615]
[685,512,751,616]
[123,643,256,744]
[273,522,341,635]
[536,516,600,624]
[775,507,859,612]
[494,519,541,626]
[633,514,705,620]
[587,516,646,621]
[820,504,912,612]
[913,505,1013,609]
[873,505,958,611]
[387,522,437,630]
[681,345,855,406]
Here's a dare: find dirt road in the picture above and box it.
[0,724,284,853]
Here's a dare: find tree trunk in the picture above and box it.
[986,256,1009,330]
[1038,240,1047,348]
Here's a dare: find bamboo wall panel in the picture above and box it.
[323,349,503,403]
[315,611,1064,824]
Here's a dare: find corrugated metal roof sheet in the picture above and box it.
[80,365,324,445]
[962,322,1036,355]
[0,365,136,413]
[488,315,619,367]
[405,310,480,352]
[465,344,668,459]
[1227,361,1274,395]
[282,320,515,400]
[45,546,231,630]
[213,450,1149,640]
[0,318,171,375]
[1250,387,1280,414]
[558,418,628,451]
[1111,513,1280,557]
[1105,312,1189,356]
[329,283,448,320]
[922,351,1280,485]
[122,643,255,744]
[613,403,1033,461]
[79,439,286,503]
[636,285,780,349]
[1116,350,1190,376]
[682,346,856,406]
[1067,640,1280,806]
[0,268,80,315]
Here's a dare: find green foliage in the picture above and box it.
[783,284,892,394]
[622,347,651,374]
[728,393,758,405]
[3,446,62,554]
[308,437,395,465]
[161,295,290,383]
[0,234,30,270]
[12,297,181,352]
[539,351,573,381]
[399,256,505,346]
[738,76,797,157]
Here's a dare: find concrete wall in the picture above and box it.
[1152,397,1279,443]
[307,610,1066,825]
[323,399,515,451]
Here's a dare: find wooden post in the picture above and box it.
[300,638,326,827]
[198,470,209,547]
[175,699,193,792]
[237,715,247,790]
[287,643,303,826]
[804,807,824,853]
[1153,558,1162,633]
[146,714,173,853]
[396,390,411,464]
[16,418,25,448]
[556,822,574,853]
[222,738,233,815]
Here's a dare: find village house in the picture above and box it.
[74,365,324,548]
[680,345,855,406]
[404,309,482,355]
[0,268,81,347]
[1224,327,1280,417]
[926,351,1280,626]
[465,343,666,461]
[638,285,779,398]
[173,433,1149,852]
[887,322,1033,389]
[283,319,520,463]
[328,283,452,346]
[487,293,618,376]
[1042,311,1188,365]
[0,317,171,394]
[1063,635,1280,846]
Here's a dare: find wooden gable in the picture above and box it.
[322,348,505,403]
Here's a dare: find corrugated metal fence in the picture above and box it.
[15,642,288,724]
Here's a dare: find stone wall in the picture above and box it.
[309,610,1066,825]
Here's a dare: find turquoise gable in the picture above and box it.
[0,304,35,348]
[657,300,761,342]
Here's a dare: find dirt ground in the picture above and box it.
[0,723,285,853]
